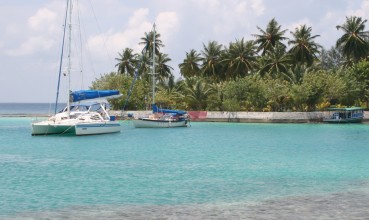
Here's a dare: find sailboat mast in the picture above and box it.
[152,24,156,105]
[54,0,70,114]
[66,0,73,118]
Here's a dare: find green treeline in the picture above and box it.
[91,16,369,112]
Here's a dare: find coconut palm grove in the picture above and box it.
[91,16,369,112]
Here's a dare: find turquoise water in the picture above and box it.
[1,118,369,219]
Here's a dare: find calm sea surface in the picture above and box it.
[0,103,65,116]
[1,104,369,219]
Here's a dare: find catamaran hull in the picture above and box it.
[132,119,188,128]
[32,122,121,135]
[75,122,121,135]
[31,123,76,135]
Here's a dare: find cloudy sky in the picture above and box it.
[1,0,368,103]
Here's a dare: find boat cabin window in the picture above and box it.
[71,105,89,111]
[60,105,89,112]
[89,104,102,112]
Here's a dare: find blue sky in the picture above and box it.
[0,0,368,102]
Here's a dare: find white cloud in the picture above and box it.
[251,0,265,16]
[5,25,21,36]
[286,18,313,32]
[191,0,264,19]
[87,8,153,58]
[194,0,221,12]
[128,8,150,27]
[156,12,180,43]
[28,8,57,32]
[5,6,60,57]
[187,0,266,38]
[83,0,265,60]
[348,0,369,18]
[5,36,55,56]
[86,8,179,62]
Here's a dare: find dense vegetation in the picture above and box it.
[91,16,369,112]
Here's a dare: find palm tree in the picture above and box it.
[253,18,288,55]
[318,46,344,70]
[138,25,167,104]
[288,25,322,67]
[259,44,291,79]
[156,75,185,107]
[155,53,174,82]
[184,77,211,110]
[135,53,151,80]
[157,75,183,95]
[222,38,258,80]
[336,16,369,63]
[139,28,164,57]
[207,81,226,111]
[200,41,224,81]
[115,48,138,76]
[284,65,307,84]
[179,49,202,78]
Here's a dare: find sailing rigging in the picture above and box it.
[31,0,122,136]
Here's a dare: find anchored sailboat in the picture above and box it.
[132,24,189,128]
[31,0,121,135]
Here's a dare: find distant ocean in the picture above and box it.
[0,103,66,116]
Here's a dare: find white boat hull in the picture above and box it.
[31,123,76,135]
[132,118,188,128]
[75,122,121,135]
[32,121,120,136]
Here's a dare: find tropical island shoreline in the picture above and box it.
[118,110,369,123]
[2,111,368,123]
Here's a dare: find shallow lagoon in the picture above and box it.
[1,118,369,219]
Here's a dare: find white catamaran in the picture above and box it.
[132,25,189,128]
[31,0,121,135]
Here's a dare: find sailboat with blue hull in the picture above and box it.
[31,0,121,135]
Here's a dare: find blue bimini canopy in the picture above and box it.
[152,104,187,115]
[70,90,120,102]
